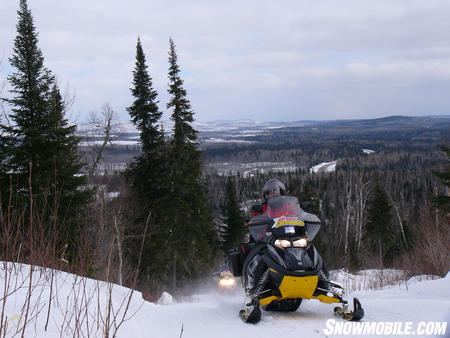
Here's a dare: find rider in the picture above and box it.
[251,179,286,216]
[241,179,286,322]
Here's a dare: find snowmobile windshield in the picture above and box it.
[265,196,322,241]
[265,196,301,218]
[247,196,321,242]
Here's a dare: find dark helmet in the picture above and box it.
[263,179,286,201]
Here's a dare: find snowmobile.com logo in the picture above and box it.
[324,319,447,336]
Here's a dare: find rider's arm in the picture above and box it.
[250,203,266,217]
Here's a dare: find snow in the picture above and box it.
[204,138,255,144]
[208,161,298,177]
[157,292,174,305]
[310,161,337,173]
[362,149,375,154]
[106,191,119,200]
[1,263,449,337]
[79,140,140,146]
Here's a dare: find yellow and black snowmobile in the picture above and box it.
[228,196,364,323]
[213,264,236,290]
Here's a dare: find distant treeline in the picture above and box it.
[204,133,449,275]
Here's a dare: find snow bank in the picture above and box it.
[0,262,144,337]
[329,269,446,293]
[1,263,449,337]
[158,291,174,305]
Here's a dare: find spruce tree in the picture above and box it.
[127,38,164,156]
[364,181,397,265]
[432,146,449,213]
[221,177,246,252]
[2,0,91,256]
[161,38,214,290]
[297,183,321,216]
[125,37,165,204]
[124,37,166,282]
[4,0,55,194]
[45,84,91,244]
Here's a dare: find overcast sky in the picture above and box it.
[1,0,449,122]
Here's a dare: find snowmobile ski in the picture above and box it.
[334,297,364,321]
[239,306,261,324]
[239,309,261,324]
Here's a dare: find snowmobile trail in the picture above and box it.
[126,274,449,338]
[129,288,341,338]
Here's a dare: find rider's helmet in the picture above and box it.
[263,179,286,201]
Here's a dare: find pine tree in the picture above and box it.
[3,0,55,194]
[45,84,92,245]
[125,37,165,204]
[127,37,164,156]
[124,37,167,282]
[364,181,397,266]
[432,146,449,213]
[166,38,201,198]
[1,0,91,255]
[167,38,198,151]
[297,183,321,216]
[221,177,246,253]
[161,38,214,290]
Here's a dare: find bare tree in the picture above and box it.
[384,172,408,246]
[87,102,119,178]
[113,207,124,286]
[343,172,352,263]
[354,171,372,252]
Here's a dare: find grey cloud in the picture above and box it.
[0,0,449,121]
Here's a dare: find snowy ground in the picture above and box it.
[310,161,337,173]
[0,263,448,337]
[208,161,298,177]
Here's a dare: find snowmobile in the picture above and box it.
[213,264,236,290]
[228,195,364,323]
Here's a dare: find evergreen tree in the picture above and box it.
[161,38,214,290]
[125,37,165,204]
[364,181,397,266]
[221,177,246,253]
[124,37,166,282]
[3,0,55,195]
[1,0,91,256]
[45,84,92,245]
[297,183,321,216]
[432,146,449,214]
[166,38,202,201]
[127,37,164,156]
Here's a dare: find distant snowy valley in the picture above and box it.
[77,118,379,177]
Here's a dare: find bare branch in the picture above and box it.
[87,103,118,178]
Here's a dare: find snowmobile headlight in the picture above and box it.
[293,238,308,248]
[219,277,235,287]
[274,239,291,248]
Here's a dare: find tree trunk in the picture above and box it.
[378,239,383,267]
[113,214,123,286]
[172,253,177,294]
[344,174,352,263]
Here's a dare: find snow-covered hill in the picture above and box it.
[1,263,448,337]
